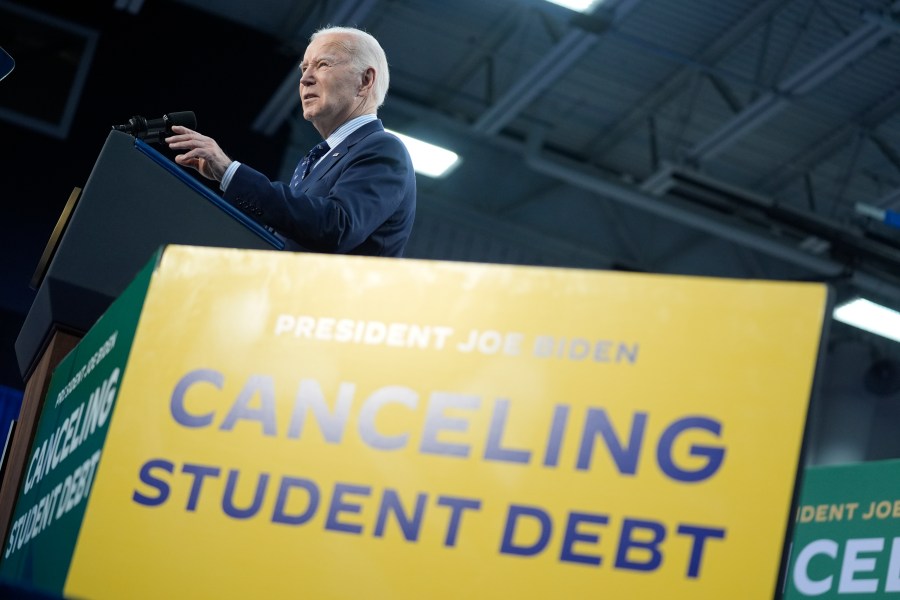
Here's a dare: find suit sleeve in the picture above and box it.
[223,133,412,254]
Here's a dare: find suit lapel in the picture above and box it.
[302,119,384,188]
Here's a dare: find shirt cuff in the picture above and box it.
[220,161,241,191]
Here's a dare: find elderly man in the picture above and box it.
[166,27,416,257]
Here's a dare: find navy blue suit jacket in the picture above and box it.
[225,120,416,257]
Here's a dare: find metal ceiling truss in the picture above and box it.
[685,0,900,163]
[756,87,900,197]
[470,0,644,135]
[585,0,786,161]
[424,6,531,112]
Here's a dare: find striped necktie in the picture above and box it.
[290,141,330,189]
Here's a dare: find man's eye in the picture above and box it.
[299,60,331,72]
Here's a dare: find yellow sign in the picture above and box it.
[65,245,827,598]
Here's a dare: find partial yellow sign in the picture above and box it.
[65,245,828,598]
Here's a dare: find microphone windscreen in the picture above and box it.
[167,111,197,130]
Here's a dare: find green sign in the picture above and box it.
[0,254,157,593]
[785,459,900,598]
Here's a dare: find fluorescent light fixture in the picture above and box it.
[543,0,605,13]
[387,129,460,178]
[833,298,900,343]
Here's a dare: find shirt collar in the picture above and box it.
[325,114,378,150]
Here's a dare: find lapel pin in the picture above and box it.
[332,152,340,157]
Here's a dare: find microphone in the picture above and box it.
[112,111,197,143]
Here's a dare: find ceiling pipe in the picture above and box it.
[526,149,843,274]
[523,145,900,304]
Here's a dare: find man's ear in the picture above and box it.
[359,67,376,96]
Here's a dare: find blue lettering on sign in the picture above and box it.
[166,372,727,486]
[287,380,354,442]
[614,518,665,572]
[131,460,485,547]
[220,375,277,436]
[435,495,481,547]
[500,504,553,557]
[131,459,726,578]
[419,393,479,458]
[157,370,733,581]
[359,386,417,451]
[132,458,174,506]
[657,417,725,483]
[498,503,725,577]
[542,404,570,468]
[561,511,609,566]
[577,409,647,474]
[223,470,270,519]
[272,477,319,526]
[325,483,372,534]
[677,524,726,578]
[170,369,223,428]
[374,488,426,541]
[484,399,531,464]
[182,463,221,511]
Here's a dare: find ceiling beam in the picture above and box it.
[425,7,530,111]
[756,86,900,195]
[470,29,596,135]
[585,0,785,159]
[470,0,644,136]
[686,3,900,162]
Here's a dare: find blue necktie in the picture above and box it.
[290,141,330,190]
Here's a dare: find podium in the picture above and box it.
[1,130,283,547]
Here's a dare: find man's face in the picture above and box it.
[299,34,366,138]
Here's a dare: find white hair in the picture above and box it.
[311,26,390,108]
